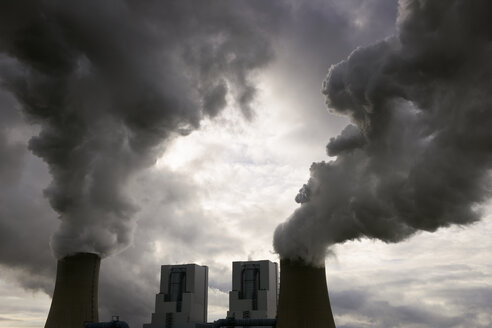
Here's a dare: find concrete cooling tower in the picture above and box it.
[45,252,101,328]
[276,259,336,328]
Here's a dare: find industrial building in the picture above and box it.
[43,256,336,328]
[143,264,209,328]
[227,260,278,322]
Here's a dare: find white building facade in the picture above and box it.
[227,260,278,321]
[144,264,208,328]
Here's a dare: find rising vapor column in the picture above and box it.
[45,253,100,328]
[276,259,336,328]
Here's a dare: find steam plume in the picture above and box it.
[275,0,492,265]
[0,0,272,258]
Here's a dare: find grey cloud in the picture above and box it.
[0,317,20,321]
[0,87,56,295]
[326,124,366,156]
[0,134,24,184]
[0,0,276,259]
[330,264,492,328]
[0,1,407,327]
[275,0,492,264]
[341,299,464,328]
[267,0,399,165]
[0,168,56,296]
[0,88,25,184]
[93,167,248,327]
[0,2,279,324]
[331,0,398,47]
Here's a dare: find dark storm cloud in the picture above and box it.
[332,0,398,47]
[0,158,56,296]
[0,1,403,326]
[0,0,275,258]
[326,124,365,156]
[0,87,25,184]
[274,0,492,264]
[0,85,56,294]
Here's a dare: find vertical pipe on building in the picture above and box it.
[45,252,101,328]
[204,266,209,323]
[276,259,336,328]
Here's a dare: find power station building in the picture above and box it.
[227,260,278,322]
[44,255,335,328]
[143,264,208,328]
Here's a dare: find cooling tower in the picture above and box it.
[276,259,336,328]
[45,252,100,328]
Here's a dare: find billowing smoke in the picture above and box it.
[275,0,492,265]
[0,0,273,259]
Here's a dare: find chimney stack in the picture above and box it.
[45,252,100,328]
[276,259,336,328]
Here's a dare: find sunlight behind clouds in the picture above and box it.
[152,74,312,264]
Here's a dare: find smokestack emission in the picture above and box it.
[0,0,274,260]
[45,252,100,328]
[276,259,336,328]
[274,0,492,266]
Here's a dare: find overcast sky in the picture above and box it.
[1,1,491,328]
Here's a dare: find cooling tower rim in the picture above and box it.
[59,252,101,260]
[279,257,325,269]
